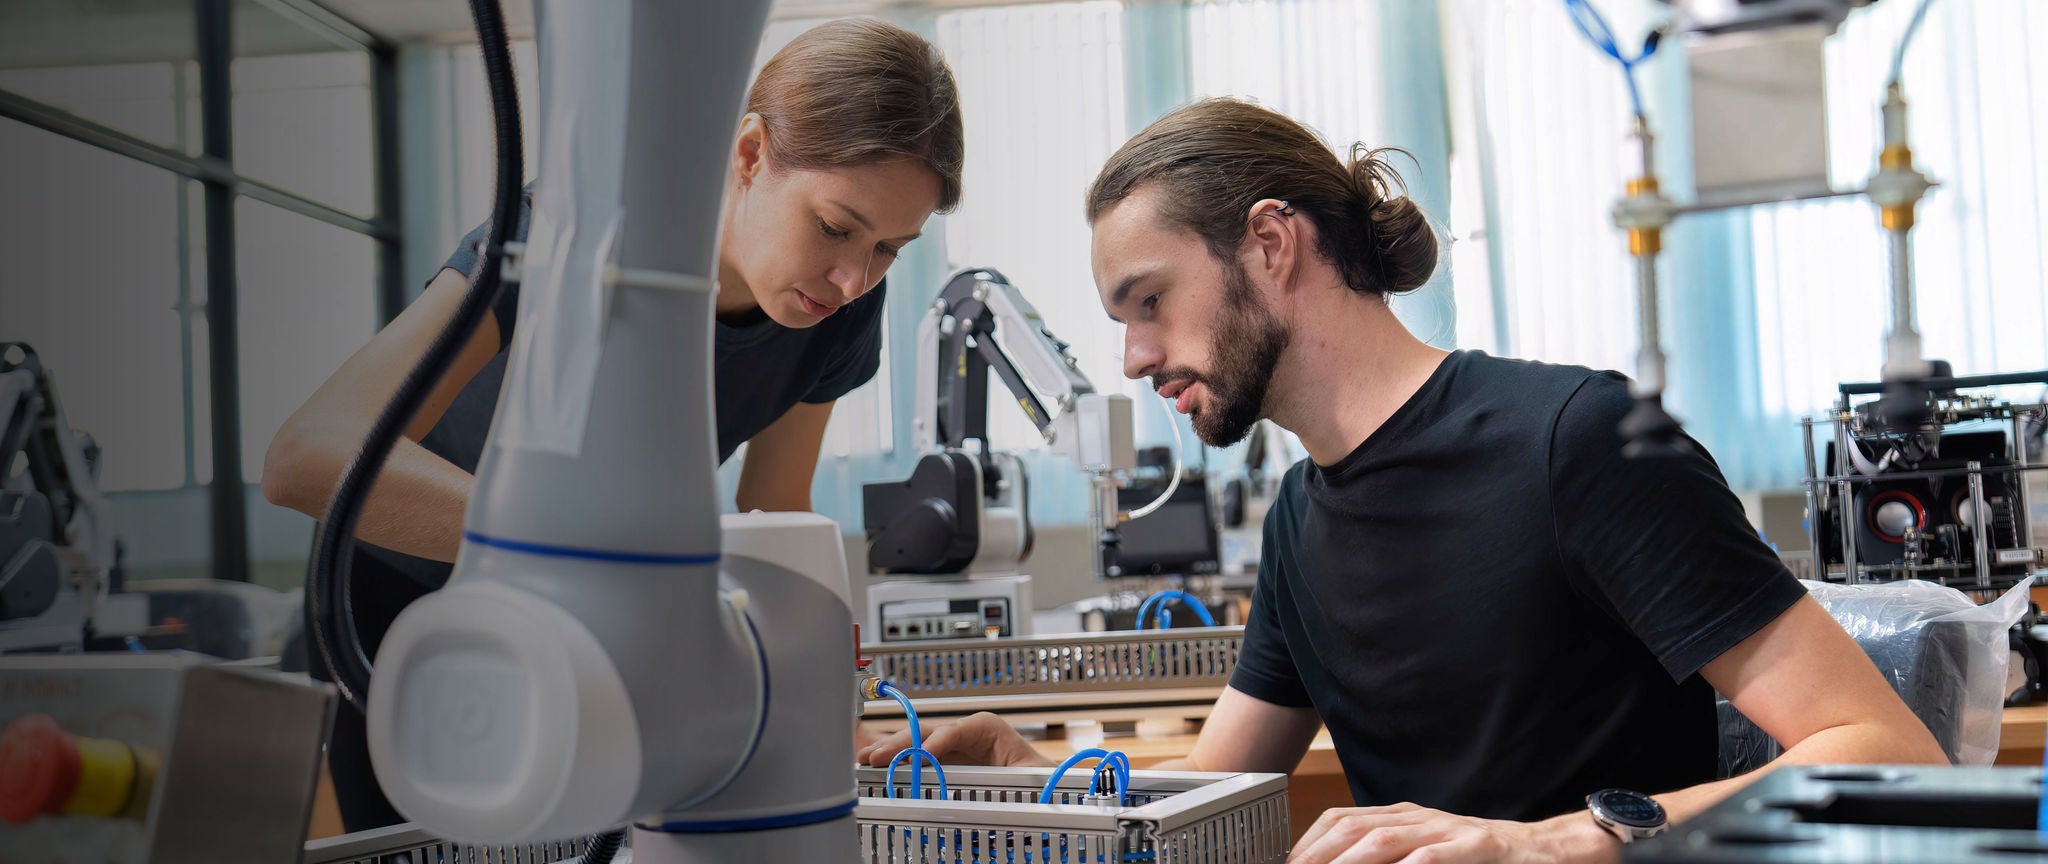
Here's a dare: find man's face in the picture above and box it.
[1093,189,1290,447]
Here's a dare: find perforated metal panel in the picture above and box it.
[856,766,1289,864]
[1146,791,1291,864]
[308,767,1289,864]
[304,824,594,864]
[859,815,1131,864]
[864,627,1244,699]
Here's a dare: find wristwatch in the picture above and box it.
[1586,788,1668,844]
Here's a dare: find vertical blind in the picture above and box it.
[1447,0,1641,377]
[1188,0,1458,350]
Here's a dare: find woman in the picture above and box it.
[263,18,963,830]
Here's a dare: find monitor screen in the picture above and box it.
[1107,480,1219,577]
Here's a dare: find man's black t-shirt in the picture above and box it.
[359,195,887,592]
[1229,350,1804,821]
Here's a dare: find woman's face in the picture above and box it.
[724,118,943,328]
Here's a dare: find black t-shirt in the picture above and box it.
[359,194,886,591]
[1229,350,1804,821]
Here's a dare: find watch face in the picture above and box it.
[1593,789,1666,828]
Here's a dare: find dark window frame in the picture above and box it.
[0,0,402,582]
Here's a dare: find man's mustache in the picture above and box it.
[1150,370,1203,392]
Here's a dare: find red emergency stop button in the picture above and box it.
[0,714,82,825]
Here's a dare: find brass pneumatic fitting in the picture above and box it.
[1878,143,1918,231]
[1625,177,1663,256]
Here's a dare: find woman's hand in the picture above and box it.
[857,712,1056,769]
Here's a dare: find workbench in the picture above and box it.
[302,703,2048,844]
[1036,727,1347,840]
[855,715,1347,841]
[855,701,2048,844]
[1995,702,2048,766]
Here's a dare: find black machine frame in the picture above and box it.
[1803,369,2048,591]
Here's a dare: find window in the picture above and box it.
[234,197,379,482]
[0,0,200,152]
[0,119,195,492]
[400,37,539,287]
[1189,0,1389,152]
[233,0,376,215]
[1449,0,2048,492]
[1,0,393,584]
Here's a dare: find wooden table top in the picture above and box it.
[2001,703,2048,753]
[869,701,2048,771]
[859,716,1344,773]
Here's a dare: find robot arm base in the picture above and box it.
[864,452,981,573]
[368,579,647,843]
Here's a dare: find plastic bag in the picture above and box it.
[1718,578,2030,776]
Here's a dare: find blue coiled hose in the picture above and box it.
[877,680,950,801]
[1134,589,1216,630]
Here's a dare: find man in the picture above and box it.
[860,98,1946,864]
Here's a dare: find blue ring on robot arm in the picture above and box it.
[634,799,858,834]
[462,531,722,566]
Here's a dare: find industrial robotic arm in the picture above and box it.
[866,269,1136,579]
[0,343,122,653]
[915,268,1113,457]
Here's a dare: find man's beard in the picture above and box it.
[1162,261,1290,448]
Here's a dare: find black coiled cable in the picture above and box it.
[302,0,626,858]
[306,0,523,715]
[579,828,625,864]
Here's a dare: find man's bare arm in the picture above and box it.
[1653,594,1947,820]
[1153,686,1321,772]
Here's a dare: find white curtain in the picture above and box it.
[1187,0,1458,350]
[1444,0,1644,375]
[1188,0,1389,149]
[1750,0,2048,422]
[1448,0,2048,491]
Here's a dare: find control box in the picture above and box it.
[0,654,334,863]
[880,597,1014,641]
[865,573,1032,643]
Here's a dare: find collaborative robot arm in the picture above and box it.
[314,3,864,863]
[867,269,1135,577]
